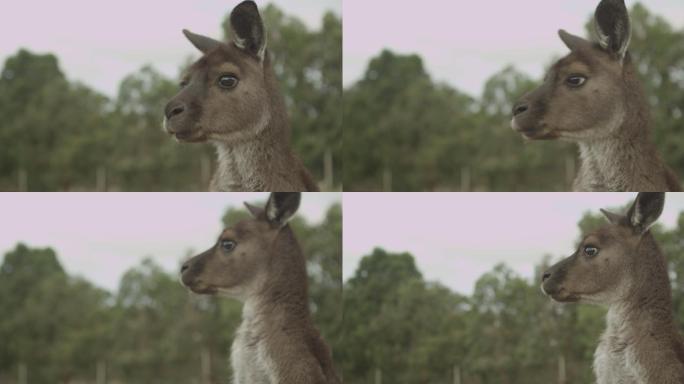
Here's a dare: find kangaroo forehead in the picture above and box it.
[582,226,631,245]
[189,44,249,73]
[221,219,268,239]
[552,47,609,73]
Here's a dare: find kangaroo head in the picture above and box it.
[511,0,633,141]
[180,192,301,300]
[542,192,665,305]
[164,1,271,144]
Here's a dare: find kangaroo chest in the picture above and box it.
[575,142,628,192]
[575,140,667,192]
[231,320,275,384]
[594,333,644,384]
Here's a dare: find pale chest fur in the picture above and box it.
[593,306,645,384]
[231,318,276,384]
[594,332,644,384]
[212,143,267,192]
[210,142,308,192]
[574,140,668,192]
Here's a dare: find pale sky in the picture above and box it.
[0,0,340,97]
[343,193,684,295]
[0,192,341,292]
[343,0,684,96]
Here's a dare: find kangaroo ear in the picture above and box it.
[265,193,301,228]
[600,209,625,225]
[244,202,264,218]
[229,1,267,61]
[626,192,665,234]
[594,0,631,61]
[183,29,222,54]
[558,30,592,53]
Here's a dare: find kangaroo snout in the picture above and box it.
[512,102,529,117]
[164,101,186,121]
[180,260,190,274]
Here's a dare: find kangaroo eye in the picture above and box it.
[220,240,237,252]
[566,75,587,87]
[218,75,239,89]
[584,245,599,257]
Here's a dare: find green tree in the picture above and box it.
[0,50,110,191]
[0,244,112,383]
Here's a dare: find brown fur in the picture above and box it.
[511,0,680,191]
[542,192,684,383]
[164,1,318,192]
[180,192,340,384]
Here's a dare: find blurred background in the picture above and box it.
[342,192,684,383]
[0,0,341,191]
[0,192,342,383]
[343,0,684,191]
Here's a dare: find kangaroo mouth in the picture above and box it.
[180,276,217,295]
[511,119,559,140]
[173,129,207,143]
[186,283,217,295]
[542,285,580,303]
[164,119,207,143]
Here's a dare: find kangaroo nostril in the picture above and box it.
[170,105,185,117]
[181,263,190,274]
[513,103,529,116]
[165,102,186,120]
[542,272,551,282]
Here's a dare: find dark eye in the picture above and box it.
[584,245,599,257]
[218,75,239,89]
[566,75,587,87]
[221,240,237,252]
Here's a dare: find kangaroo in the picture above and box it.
[542,192,684,383]
[163,1,319,192]
[180,192,340,384]
[511,0,681,192]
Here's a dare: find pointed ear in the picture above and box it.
[594,0,631,61]
[229,1,267,61]
[264,192,300,228]
[244,202,263,218]
[600,209,624,225]
[626,192,665,234]
[183,29,222,54]
[558,29,592,52]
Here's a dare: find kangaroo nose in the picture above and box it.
[165,101,186,120]
[542,271,551,282]
[181,262,190,274]
[512,103,529,116]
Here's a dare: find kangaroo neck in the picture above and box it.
[211,120,296,192]
[606,239,675,340]
[575,121,666,192]
[241,269,311,335]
